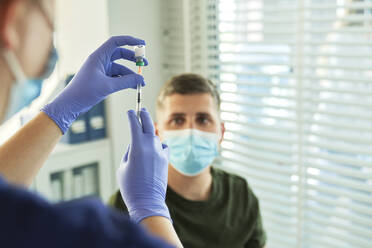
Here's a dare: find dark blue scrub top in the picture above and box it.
[0,176,173,248]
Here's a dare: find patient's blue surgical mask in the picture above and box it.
[3,46,58,121]
[163,129,219,176]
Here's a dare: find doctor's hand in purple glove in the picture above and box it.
[42,36,148,134]
[117,108,171,224]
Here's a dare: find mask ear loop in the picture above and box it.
[3,49,27,84]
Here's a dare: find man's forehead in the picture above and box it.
[169,111,212,117]
[163,93,216,113]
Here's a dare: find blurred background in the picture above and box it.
[0,0,371,247]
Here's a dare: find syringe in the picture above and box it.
[136,67,142,119]
[134,45,145,120]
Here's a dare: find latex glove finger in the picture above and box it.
[127,109,141,142]
[111,47,149,66]
[140,108,155,134]
[122,144,130,163]
[108,62,135,77]
[108,74,145,91]
[99,36,146,56]
[162,143,170,159]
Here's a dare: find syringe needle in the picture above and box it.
[136,84,141,119]
[136,66,142,120]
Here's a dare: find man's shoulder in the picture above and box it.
[212,168,262,231]
[108,189,122,205]
[108,190,129,213]
[213,167,251,191]
[212,167,258,206]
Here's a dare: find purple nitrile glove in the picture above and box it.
[42,36,149,134]
[117,108,171,224]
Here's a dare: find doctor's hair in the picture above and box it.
[156,73,220,111]
[0,0,14,30]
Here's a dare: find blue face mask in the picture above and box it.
[163,129,220,176]
[3,46,58,121]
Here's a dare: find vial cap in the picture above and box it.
[136,61,145,66]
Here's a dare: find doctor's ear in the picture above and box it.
[0,0,23,50]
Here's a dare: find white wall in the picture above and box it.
[56,0,109,75]
[106,0,164,188]
[55,0,164,193]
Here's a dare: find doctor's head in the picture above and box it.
[0,0,55,123]
[155,73,225,177]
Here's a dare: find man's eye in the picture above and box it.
[172,118,185,125]
[197,117,209,125]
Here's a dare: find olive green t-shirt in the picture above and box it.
[108,167,266,248]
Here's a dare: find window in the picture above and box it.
[163,0,372,247]
[209,0,372,247]
[161,0,209,77]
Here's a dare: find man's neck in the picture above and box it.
[168,165,213,201]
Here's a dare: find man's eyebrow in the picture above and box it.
[169,113,186,117]
[196,112,212,116]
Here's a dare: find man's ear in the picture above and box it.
[219,122,225,144]
[154,122,160,137]
[0,0,23,50]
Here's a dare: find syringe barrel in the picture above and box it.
[136,84,142,119]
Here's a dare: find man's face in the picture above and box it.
[156,93,225,144]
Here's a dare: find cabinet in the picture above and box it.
[34,139,114,203]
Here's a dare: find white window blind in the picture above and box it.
[161,0,209,78]
[161,0,372,247]
[205,0,372,247]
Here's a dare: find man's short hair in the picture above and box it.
[156,73,220,112]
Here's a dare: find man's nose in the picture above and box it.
[186,118,195,129]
